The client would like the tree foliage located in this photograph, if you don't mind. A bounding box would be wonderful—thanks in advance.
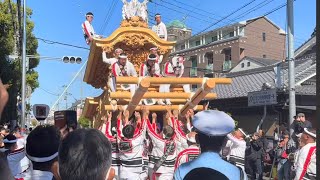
[0,0,39,124]
[78,116,90,128]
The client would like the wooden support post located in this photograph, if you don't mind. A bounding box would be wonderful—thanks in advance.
[126,78,150,116]
[110,92,217,99]
[180,79,216,116]
[104,105,204,111]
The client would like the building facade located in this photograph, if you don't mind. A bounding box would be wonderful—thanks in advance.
[168,16,286,80]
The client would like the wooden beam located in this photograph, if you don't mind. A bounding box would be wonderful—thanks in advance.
[104,105,204,111]
[115,77,232,85]
[110,92,217,99]
[126,78,150,116]
[180,79,216,116]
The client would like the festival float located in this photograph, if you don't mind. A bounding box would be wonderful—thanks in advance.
[81,0,232,128]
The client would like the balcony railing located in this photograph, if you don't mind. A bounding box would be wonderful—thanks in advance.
[189,67,197,77]
[222,60,232,71]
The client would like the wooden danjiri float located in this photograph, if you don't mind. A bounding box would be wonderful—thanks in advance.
[81,15,232,129]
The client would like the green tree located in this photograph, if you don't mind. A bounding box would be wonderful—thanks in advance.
[78,116,91,128]
[0,0,39,124]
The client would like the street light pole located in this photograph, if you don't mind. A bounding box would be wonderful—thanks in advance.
[21,0,27,127]
[287,0,296,136]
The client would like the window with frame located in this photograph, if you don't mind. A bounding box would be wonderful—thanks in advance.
[212,36,218,42]
[263,54,266,58]
[229,31,234,37]
[247,62,251,67]
[180,44,185,50]
[241,63,244,68]
[262,32,266,42]
[195,40,201,46]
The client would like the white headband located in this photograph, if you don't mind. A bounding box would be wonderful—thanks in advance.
[148,57,157,61]
[115,49,123,53]
[304,128,316,138]
[3,139,17,143]
[119,55,127,59]
[150,47,158,50]
[27,152,59,162]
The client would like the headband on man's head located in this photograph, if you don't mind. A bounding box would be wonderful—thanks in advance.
[86,12,94,17]
[304,128,316,138]
[155,13,161,17]
[115,48,123,53]
[26,152,58,163]
[119,53,127,59]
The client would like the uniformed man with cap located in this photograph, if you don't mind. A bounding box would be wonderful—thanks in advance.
[294,128,316,180]
[152,13,167,40]
[82,12,101,45]
[174,110,247,180]
[150,47,163,64]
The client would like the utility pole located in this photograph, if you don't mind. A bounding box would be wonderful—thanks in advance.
[287,0,296,136]
[21,0,27,127]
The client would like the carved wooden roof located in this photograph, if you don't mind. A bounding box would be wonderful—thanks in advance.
[83,16,176,89]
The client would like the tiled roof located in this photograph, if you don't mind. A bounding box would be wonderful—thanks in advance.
[244,57,280,66]
[212,55,316,99]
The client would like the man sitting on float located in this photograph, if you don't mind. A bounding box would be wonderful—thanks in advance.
[111,53,137,94]
[159,54,190,105]
[149,47,163,64]
[140,54,162,105]
[103,48,123,92]
[102,48,123,65]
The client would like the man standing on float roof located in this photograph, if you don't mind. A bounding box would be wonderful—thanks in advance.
[152,13,167,40]
[82,12,100,45]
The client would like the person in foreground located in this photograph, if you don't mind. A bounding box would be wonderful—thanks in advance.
[174,110,248,180]
[21,125,61,180]
[58,128,115,180]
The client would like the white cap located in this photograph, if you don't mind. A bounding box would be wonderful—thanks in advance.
[150,47,158,51]
[192,110,235,136]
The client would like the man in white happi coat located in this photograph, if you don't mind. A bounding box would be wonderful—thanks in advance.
[294,128,316,180]
[150,47,163,64]
[111,53,137,94]
[152,13,167,40]
[81,12,101,45]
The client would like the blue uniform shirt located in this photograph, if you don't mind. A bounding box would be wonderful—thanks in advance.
[174,152,243,180]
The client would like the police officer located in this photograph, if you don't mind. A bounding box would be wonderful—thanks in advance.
[174,110,248,180]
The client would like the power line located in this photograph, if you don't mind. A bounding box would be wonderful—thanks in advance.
[189,0,257,38]
[99,0,118,34]
[36,37,90,50]
[38,87,60,96]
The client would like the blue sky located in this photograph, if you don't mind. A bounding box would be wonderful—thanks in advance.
[28,0,315,109]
